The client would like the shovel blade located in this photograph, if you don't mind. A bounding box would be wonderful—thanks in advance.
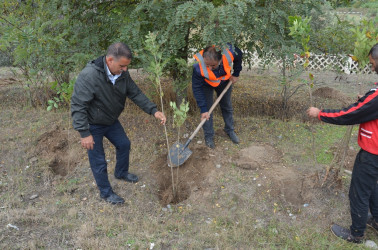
[168,142,192,167]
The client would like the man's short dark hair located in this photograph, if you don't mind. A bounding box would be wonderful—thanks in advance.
[106,42,133,60]
[368,43,378,60]
[203,46,222,62]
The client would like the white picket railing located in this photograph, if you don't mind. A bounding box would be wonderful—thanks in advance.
[247,51,374,75]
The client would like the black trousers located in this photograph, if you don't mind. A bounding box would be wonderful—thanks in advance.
[349,149,378,237]
[202,82,234,139]
[88,120,131,197]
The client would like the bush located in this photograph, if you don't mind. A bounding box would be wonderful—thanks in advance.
[0,50,12,67]
[353,0,378,9]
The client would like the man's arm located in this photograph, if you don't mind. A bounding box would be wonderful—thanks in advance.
[308,88,378,125]
[71,74,96,150]
[71,75,95,138]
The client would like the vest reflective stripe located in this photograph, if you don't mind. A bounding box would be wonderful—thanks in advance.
[223,48,233,67]
[194,52,210,79]
[194,48,234,87]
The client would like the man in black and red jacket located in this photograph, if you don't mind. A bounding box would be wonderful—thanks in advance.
[307,43,378,243]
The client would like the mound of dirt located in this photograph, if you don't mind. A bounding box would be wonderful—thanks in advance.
[313,87,351,104]
[232,144,281,170]
[33,126,81,176]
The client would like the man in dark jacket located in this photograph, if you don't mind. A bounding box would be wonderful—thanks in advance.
[307,43,378,243]
[192,44,242,149]
[71,42,166,204]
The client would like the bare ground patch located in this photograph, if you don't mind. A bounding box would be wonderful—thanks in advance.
[33,126,82,176]
[232,143,281,170]
[232,143,318,208]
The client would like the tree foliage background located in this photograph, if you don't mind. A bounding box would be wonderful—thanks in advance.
[0,0,376,108]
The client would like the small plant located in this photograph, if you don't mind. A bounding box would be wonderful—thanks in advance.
[47,97,61,111]
[170,98,189,187]
[170,99,189,135]
[47,79,75,111]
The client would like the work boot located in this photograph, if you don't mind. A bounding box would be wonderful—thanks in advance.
[227,131,240,144]
[331,224,364,244]
[205,137,215,149]
[367,214,378,233]
[101,192,125,205]
[115,172,139,183]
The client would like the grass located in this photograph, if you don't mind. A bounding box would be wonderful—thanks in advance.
[1,68,377,249]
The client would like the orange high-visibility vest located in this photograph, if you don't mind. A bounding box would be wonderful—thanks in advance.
[194,48,234,87]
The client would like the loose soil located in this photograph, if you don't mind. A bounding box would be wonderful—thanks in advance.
[33,126,81,176]
[313,86,352,105]
[1,67,377,248]
[151,144,214,205]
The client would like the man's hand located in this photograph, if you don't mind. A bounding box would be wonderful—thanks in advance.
[230,76,239,84]
[154,111,166,125]
[307,107,321,118]
[81,135,95,150]
[201,112,210,121]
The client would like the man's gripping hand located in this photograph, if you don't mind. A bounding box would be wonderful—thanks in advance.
[81,135,95,150]
[154,111,166,125]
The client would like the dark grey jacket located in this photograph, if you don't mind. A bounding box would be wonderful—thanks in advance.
[71,56,158,138]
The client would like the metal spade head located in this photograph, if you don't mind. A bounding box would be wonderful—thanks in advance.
[168,142,192,167]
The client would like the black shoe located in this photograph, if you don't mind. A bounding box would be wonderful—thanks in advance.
[101,192,125,204]
[205,137,215,149]
[331,224,364,244]
[367,213,378,233]
[227,131,240,144]
[115,173,139,183]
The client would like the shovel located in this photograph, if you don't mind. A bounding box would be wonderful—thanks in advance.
[168,80,233,167]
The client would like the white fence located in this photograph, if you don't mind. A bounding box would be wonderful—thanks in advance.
[248,51,374,75]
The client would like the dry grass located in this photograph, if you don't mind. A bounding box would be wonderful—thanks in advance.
[0,67,377,249]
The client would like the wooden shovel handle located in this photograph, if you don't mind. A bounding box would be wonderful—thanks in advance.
[188,80,233,141]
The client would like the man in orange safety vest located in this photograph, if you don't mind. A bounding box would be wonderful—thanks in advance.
[192,44,243,148]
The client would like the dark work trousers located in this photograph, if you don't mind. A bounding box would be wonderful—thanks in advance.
[349,149,378,237]
[202,81,234,139]
[88,120,131,197]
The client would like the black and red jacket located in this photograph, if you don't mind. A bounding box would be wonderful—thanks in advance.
[318,86,378,155]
